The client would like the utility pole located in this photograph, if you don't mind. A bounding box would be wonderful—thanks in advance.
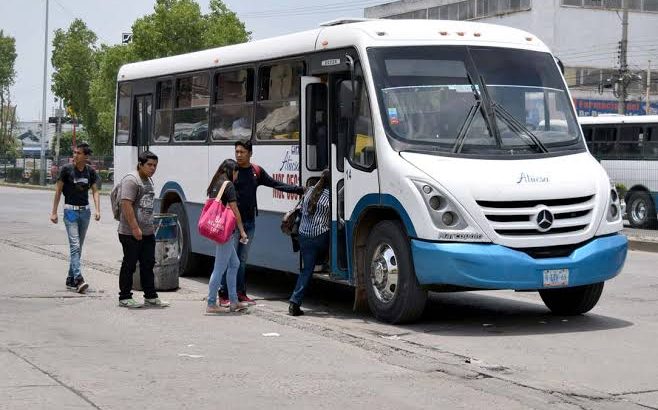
[39,0,49,185]
[55,98,63,167]
[617,1,629,115]
[647,60,652,115]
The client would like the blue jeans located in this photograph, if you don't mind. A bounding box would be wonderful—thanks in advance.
[63,209,91,281]
[290,231,330,306]
[220,219,255,295]
[208,234,240,306]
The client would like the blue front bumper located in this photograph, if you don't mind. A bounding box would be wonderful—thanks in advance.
[411,234,628,290]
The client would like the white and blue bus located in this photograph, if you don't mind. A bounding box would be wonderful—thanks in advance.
[115,19,627,323]
[579,115,658,229]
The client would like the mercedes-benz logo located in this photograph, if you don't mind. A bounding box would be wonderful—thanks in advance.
[536,209,554,232]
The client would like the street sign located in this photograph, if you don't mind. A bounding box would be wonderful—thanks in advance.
[122,33,133,44]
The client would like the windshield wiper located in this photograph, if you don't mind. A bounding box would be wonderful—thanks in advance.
[494,104,549,153]
[453,73,500,153]
[477,75,549,154]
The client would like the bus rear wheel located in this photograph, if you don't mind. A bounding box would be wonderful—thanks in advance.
[167,202,200,277]
[538,282,604,315]
[626,191,656,228]
[364,221,427,324]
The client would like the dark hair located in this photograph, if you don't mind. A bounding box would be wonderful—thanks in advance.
[76,142,92,156]
[234,139,252,153]
[137,150,158,169]
[308,169,330,215]
[207,159,239,197]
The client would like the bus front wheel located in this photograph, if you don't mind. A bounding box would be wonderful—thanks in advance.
[539,282,604,315]
[364,221,427,324]
[626,191,656,228]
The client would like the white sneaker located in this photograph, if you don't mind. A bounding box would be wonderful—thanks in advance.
[144,297,170,308]
[119,298,143,309]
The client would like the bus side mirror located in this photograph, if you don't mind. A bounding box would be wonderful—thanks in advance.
[339,81,354,119]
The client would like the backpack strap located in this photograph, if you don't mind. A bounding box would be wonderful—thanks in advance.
[251,164,261,182]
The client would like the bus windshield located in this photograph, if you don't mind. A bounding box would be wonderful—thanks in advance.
[369,46,584,157]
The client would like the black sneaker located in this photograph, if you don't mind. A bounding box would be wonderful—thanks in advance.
[66,277,76,291]
[288,302,304,316]
[75,277,89,294]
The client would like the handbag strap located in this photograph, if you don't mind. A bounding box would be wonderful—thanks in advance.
[215,180,230,203]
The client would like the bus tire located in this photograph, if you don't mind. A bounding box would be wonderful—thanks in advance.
[167,202,199,277]
[626,191,656,228]
[539,282,604,315]
[364,220,427,324]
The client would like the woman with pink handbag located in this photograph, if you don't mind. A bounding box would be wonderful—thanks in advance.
[203,159,249,314]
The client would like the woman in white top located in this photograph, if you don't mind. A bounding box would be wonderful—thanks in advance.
[289,169,331,316]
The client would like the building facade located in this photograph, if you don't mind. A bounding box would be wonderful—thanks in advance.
[364,0,658,115]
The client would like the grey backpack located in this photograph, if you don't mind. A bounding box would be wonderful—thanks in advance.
[110,174,141,221]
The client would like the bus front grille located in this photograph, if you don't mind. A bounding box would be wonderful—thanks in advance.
[476,195,595,237]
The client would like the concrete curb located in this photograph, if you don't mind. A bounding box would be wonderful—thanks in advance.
[0,181,111,195]
[627,238,658,253]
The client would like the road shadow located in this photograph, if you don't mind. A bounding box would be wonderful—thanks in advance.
[184,266,634,337]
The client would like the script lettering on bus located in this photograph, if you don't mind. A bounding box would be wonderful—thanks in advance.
[516,172,549,184]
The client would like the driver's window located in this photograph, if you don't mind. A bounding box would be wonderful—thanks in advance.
[350,76,375,168]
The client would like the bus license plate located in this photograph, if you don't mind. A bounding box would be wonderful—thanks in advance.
[543,269,569,287]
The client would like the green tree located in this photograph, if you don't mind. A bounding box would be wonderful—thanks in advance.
[0,30,18,156]
[132,0,250,60]
[51,20,99,149]
[52,130,87,158]
[202,0,251,48]
[89,44,137,155]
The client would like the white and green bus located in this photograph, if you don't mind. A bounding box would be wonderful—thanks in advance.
[115,19,627,323]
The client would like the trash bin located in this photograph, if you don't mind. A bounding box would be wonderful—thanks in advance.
[133,213,180,291]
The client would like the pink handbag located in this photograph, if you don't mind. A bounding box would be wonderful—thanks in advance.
[198,181,237,244]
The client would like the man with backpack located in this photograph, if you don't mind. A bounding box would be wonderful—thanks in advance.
[218,140,305,306]
[116,150,169,309]
[49,143,100,294]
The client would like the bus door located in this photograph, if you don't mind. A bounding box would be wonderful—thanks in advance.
[301,76,332,275]
[131,94,153,155]
[334,63,378,283]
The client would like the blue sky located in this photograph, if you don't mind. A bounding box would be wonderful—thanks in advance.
[0,0,382,120]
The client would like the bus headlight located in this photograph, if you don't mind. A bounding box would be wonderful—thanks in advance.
[607,187,622,222]
[413,180,467,230]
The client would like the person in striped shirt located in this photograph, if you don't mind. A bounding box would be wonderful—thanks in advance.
[289,169,331,316]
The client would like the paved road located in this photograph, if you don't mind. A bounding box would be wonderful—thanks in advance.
[1,186,657,409]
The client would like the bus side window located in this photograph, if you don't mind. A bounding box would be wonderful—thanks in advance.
[646,126,658,159]
[593,126,616,158]
[349,76,375,169]
[617,125,642,159]
[256,61,304,141]
[116,83,132,144]
[154,80,173,143]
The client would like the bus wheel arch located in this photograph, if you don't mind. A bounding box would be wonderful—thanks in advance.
[352,207,401,312]
[626,187,656,228]
[353,210,427,323]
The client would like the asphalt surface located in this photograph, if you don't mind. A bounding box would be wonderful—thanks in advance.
[1,185,658,409]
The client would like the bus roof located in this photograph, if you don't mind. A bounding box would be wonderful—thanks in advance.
[117,19,551,82]
[578,115,658,125]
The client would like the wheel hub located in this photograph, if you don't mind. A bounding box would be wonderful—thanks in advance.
[370,243,399,303]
